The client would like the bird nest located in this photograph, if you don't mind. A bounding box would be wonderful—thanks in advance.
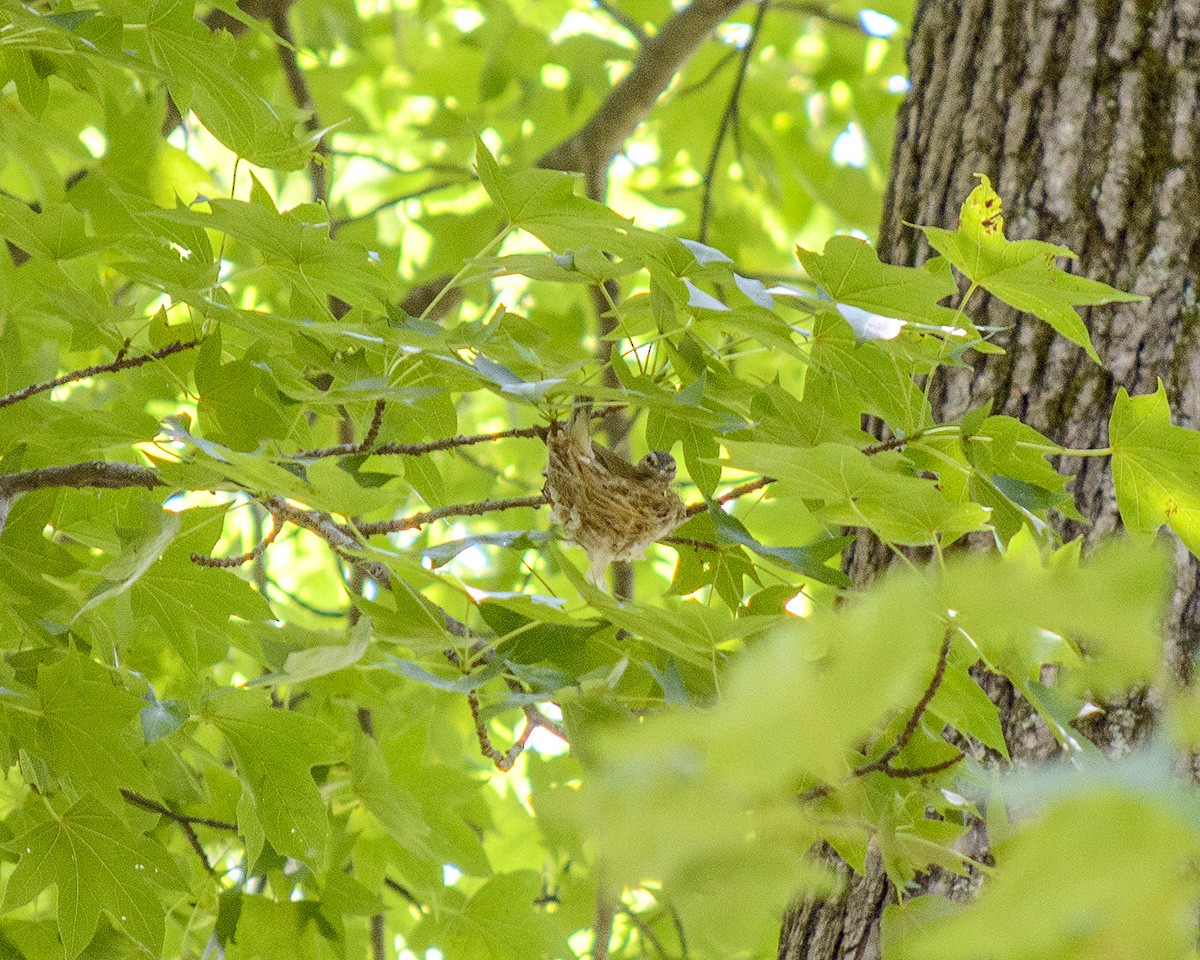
[543,415,687,585]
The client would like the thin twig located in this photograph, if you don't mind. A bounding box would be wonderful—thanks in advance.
[384,876,426,911]
[592,0,647,42]
[675,46,741,98]
[698,0,766,243]
[0,338,203,410]
[192,513,282,568]
[265,495,391,584]
[686,475,775,517]
[120,788,237,874]
[862,429,927,456]
[800,629,963,802]
[854,627,953,776]
[294,424,550,461]
[356,495,548,536]
[662,535,721,551]
[770,0,866,32]
[264,0,329,205]
[538,0,745,178]
[332,178,477,228]
[361,399,386,450]
[466,689,537,771]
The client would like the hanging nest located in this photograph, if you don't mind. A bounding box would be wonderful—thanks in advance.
[544,410,687,585]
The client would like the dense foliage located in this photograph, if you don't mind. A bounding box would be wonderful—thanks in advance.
[1,2,1198,959]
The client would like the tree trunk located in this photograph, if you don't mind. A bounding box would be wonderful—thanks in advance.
[779,1,1200,956]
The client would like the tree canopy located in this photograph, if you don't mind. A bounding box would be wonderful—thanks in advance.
[1,2,1199,959]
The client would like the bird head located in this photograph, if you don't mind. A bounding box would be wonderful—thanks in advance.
[637,450,677,482]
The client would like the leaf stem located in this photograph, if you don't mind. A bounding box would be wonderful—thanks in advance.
[416,230,508,324]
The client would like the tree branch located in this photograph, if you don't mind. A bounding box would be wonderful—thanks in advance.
[592,0,647,43]
[698,0,766,243]
[0,338,203,411]
[685,475,774,517]
[802,628,963,803]
[0,461,162,498]
[262,0,329,205]
[192,513,282,568]
[294,423,550,461]
[854,627,954,777]
[120,788,236,875]
[538,0,746,178]
[356,495,549,536]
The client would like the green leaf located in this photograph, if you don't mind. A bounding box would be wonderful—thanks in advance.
[2,796,184,960]
[144,0,313,169]
[1109,382,1200,557]
[408,870,570,959]
[707,508,851,587]
[796,235,963,330]
[208,692,340,866]
[73,509,181,624]
[940,534,1170,699]
[36,654,159,810]
[723,441,990,544]
[921,176,1143,362]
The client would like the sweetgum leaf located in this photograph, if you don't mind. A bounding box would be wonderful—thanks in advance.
[921,175,1143,362]
[1110,382,1200,557]
[208,692,340,866]
[2,796,184,960]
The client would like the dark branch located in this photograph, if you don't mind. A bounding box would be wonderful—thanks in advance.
[686,475,774,517]
[332,177,477,228]
[592,0,648,42]
[800,628,962,802]
[361,399,386,450]
[120,788,237,874]
[862,429,927,456]
[699,0,766,242]
[538,0,746,178]
[0,338,203,411]
[854,626,955,777]
[770,1,866,32]
[263,0,329,205]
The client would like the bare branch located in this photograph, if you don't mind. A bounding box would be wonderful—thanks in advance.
[264,495,391,584]
[294,424,550,461]
[592,0,648,43]
[262,0,329,205]
[361,399,386,450]
[770,0,865,32]
[332,177,477,228]
[192,513,282,568]
[357,495,549,536]
[0,461,162,498]
[854,627,953,777]
[466,688,537,771]
[800,629,963,802]
[0,338,203,411]
[862,429,927,456]
[120,787,237,875]
[685,475,774,517]
[538,0,746,177]
[662,535,721,551]
[699,0,766,242]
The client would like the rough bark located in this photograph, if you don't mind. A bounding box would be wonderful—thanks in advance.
[779,1,1200,956]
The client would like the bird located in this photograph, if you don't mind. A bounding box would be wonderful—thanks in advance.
[544,404,687,587]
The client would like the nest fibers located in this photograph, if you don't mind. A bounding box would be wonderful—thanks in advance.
[544,411,687,586]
